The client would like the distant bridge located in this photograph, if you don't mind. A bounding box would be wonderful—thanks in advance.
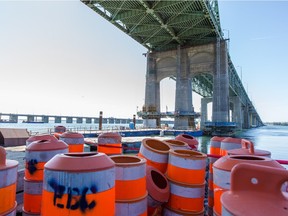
[82,0,263,132]
[0,112,143,124]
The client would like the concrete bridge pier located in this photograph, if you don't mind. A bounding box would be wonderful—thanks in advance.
[143,53,160,128]
[231,96,243,129]
[174,46,195,130]
[212,39,229,123]
[9,114,18,123]
[200,97,212,129]
[41,116,49,123]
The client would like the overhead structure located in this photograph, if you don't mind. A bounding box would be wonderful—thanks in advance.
[82,0,263,133]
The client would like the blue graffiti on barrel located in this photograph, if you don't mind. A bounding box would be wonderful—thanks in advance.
[27,159,38,174]
[48,179,97,213]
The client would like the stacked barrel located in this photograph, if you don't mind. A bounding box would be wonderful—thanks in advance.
[42,152,116,216]
[213,155,285,216]
[165,149,207,215]
[26,134,57,146]
[23,139,68,216]
[146,166,170,215]
[110,155,147,216]
[0,146,18,216]
[138,138,170,174]
[164,139,189,150]
[221,163,288,216]
[60,131,84,153]
[53,125,66,139]
[98,132,122,155]
[175,134,198,150]
[207,136,225,216]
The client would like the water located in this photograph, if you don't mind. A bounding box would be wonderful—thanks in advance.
[1,122,287,166]
[196,124,288,168]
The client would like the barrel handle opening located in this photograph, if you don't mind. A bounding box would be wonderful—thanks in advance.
[241,139,255,154]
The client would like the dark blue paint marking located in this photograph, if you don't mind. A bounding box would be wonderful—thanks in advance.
[48,179,97,213]
[27,159,38,174]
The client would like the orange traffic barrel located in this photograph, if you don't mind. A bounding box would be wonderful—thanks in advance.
[167,149,207,185]
[164,139,189,150]
[26,134,57,146]
[220,137,251,156]
[166,178,205,214]
[213,155,284,216]
[146,166,170,216]
[60,131,84,153]
[24,139,68,215]
[0,147,18,216]
[227,140,271,157]
[221,163,288,216]
[207,136,225,216]
[42,152,116,216]
[110,155,147,201]
[23,178,42,215]
[98,132,122,155]
[53,125,67,139]
[54,125,66,133]
[115,196,147,216]
[175,134,198,150]
[162,206,205,216]
[25,139,68,181]
[138,138,170,174]
[209,136,225,155]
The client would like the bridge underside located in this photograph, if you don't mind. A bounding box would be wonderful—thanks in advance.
[82,0,221,51]
[82,0,263,132]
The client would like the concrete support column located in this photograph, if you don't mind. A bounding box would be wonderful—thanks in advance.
[231,96,243,129]
[9,115,18,122]
[27,116,34,122]
[212,39,229,123]
[174,46,194,129]
[42,116,49,123]
[200,97,212,129]
[143,53,160,128]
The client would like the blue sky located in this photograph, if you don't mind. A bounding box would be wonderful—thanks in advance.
[0,1,287,122]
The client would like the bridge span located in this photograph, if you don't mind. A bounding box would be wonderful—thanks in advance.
[81,0,263,133]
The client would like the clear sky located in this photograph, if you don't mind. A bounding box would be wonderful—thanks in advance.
[0,0,287,122]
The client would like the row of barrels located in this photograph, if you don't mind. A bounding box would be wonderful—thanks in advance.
[1,129,202,216]
[2,128,287,216]
[207,136,288,216]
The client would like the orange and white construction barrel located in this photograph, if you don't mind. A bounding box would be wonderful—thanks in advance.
[175,134,198,150]
[60,131,84,153]
[167,149,207,185]
[97,132,122,155]
[25,139,68,181]
[42,152,116,216]
[162,206,205,216]
[53,125,66,139]
[166,179,205,214]
[221,163,288,216]
[22,178,42,216]
[209,136,225,155]
[146,165,170,216]
[116,196,147,216]
[110,155,147,201]
[213,155,284,216]
[207,136,225,216]
[220,137,251,156]
[23,139,68,215]
[26,134,57,146]
[227,140,271,157]
[0,146,18,216]
[164,139,189,150]
[138,138,170,174]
